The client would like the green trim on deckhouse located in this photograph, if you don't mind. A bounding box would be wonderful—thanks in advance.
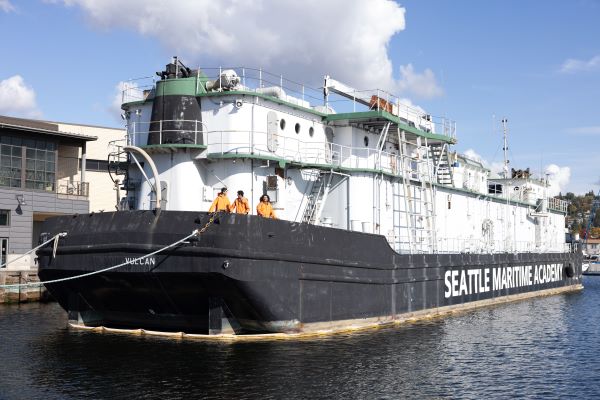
[122,80,456,144]
[206,151,565,214]
[325,110,456,144]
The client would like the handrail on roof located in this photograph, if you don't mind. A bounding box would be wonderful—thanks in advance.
[120,66,457,141]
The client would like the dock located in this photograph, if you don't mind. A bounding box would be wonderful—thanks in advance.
[0,269,48,304]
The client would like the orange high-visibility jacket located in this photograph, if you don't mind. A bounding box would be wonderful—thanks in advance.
[209,194,231,212]
[256,202,276,219]
[231,197,250,214]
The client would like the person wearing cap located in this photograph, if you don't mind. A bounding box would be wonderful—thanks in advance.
[208,187,231,212]
[230,190,250,214]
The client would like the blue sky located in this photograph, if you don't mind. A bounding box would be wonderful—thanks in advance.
[0,0,598,194]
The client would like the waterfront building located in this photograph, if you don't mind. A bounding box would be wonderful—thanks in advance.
[0,115,124,270]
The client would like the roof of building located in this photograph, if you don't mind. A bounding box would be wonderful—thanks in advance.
[0,115,98,141]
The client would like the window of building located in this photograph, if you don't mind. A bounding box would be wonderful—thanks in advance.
[0,210,9,226]
[25,142,56,191]
[488,184,503,195]
[0,135,56,191]
[80,159,109,172]
[0,142,22,188]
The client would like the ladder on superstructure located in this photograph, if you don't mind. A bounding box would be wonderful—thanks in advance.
[429,143,454,186]
[392,129,437,253]
[301,171,333,224]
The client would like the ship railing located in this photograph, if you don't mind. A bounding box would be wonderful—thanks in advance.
[200,67,457,141]
[206,129,432,181]
[201,67,325,110]
[56,180,89,197]
[121,76,156,104]
[390,235,571,254]
[547,197,569,213]
[326,87,456,140]
[126,120,208,147]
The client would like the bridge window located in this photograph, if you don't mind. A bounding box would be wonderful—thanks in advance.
[280,119,286,131]
[364,136,369,147]
[488,184,503,195]
[295,123,300,134]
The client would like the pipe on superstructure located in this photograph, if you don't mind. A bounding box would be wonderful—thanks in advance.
[123,145,162,210]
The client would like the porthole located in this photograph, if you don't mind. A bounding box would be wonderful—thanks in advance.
[295,123,301,134]
[280,119,286,130]
[309,127,314,137]
[364,136,369,147]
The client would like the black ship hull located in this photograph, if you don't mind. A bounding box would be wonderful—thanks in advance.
[37,211,583,334]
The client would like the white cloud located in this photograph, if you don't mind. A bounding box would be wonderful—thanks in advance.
[0,75,42,118]
[0,0,15,12]
[462,148,505,178]
[52,0,443,96]
[109,81,138,121]
[545,164,571,196]
[565,126,600,135]
[560,55,600,73]
[396,64,443,99]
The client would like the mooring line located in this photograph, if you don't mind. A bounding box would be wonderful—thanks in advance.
[0,232,67,269]
[0,212,219,289]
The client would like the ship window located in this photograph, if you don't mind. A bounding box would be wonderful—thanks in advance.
[280,119,286,131]
[488,184,503,195]
[309,127,314,137]
[364,136,369,147]
[295,123,300,134]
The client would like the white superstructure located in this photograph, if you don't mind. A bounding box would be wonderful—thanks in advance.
[117,63,569,255]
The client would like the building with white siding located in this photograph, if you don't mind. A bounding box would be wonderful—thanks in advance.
[0,116,124,270]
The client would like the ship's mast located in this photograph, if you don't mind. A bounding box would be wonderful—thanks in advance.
[502,118,509,179]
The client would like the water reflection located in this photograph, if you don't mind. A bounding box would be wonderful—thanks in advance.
[0,279,597,399]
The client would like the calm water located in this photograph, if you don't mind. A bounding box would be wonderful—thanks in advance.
[1,278,600,399]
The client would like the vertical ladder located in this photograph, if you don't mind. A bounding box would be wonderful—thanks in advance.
[301,171,333,224]
[429,143,454,186]
[422,138,437,252]
[397,128,414,252]
[393,129,438,253]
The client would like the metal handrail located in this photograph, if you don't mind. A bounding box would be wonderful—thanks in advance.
[56,180,89,197]
[120,66,457,141]
[387,234,571,254]
[203,129,430,180]
[127,120,208,146]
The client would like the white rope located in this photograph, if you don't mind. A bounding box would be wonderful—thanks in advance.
[0,229,200,289]
[0,232,67,269]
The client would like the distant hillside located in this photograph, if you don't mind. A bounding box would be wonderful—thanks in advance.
[557,191,600,237]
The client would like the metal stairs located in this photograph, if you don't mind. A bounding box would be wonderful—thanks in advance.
[429,143,454,186]
[301,172,333,224]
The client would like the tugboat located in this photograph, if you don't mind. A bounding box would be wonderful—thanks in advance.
[37,58,582,335]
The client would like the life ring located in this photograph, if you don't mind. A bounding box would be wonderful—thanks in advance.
[564,263,575,278]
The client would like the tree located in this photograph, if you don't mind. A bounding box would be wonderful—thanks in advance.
[590,227,600,239]
[571,221,581,234]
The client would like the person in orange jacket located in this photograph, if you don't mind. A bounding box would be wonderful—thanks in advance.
[209,187,231,212]
[257,194,277,219]
[230,190,250,214]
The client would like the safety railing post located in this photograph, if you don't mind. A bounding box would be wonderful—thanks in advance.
[159,120,163,144]
[195,120,198,144]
